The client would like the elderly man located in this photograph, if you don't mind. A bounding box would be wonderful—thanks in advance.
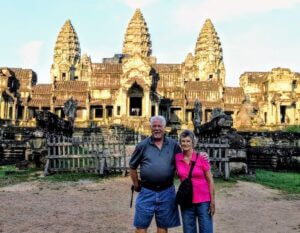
[129,115,181,233]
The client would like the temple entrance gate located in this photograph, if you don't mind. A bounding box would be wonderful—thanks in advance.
[128,82,143,116]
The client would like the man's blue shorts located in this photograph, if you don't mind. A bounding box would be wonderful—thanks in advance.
[134,185,181,229]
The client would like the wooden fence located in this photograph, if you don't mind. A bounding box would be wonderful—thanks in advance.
[44,135,245,179]
[44,135,127,175]
[196,138,242,179]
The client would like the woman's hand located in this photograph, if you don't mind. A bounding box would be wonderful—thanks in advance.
[208,201,215,216]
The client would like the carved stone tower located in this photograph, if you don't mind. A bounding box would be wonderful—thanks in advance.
[122,9,152,58]
[194,19,225,85]
[51,20,81,82]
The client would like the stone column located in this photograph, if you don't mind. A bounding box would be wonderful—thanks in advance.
[0,100,4,119]
[276,103,281,124]
[86,103,90,121]
[126,95,129,117]
[167,105,171,123]
[265,102,272,125]
[113,104,117,117]
[12,100,17,122]
[103,104,107,123]
[292,103,296,125]
[23,106,28,120]
[5,102,9,118]
[50,98,55,113]
[145,90,150,117]
[202,107,206,123]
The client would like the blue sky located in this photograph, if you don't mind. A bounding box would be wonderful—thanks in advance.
[0,0,300,87]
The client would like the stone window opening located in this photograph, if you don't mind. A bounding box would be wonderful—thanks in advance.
[205,109,212,122]
[151,105,156,116]
[17,106,24,120]
[208,74,213,80]
[94,107,103,118]
[280,106,286,123]
[28,107,38,119]
[62,72,66,80]
[117,106,121,115]
[264,112,267,124]
[128,82,143,116]
[292,80,297,91]
[106,106,113,118]
[42,107,50,112]
[55,108,65,118]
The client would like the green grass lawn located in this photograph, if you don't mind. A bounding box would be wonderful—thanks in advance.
[0,165,120,187]
[0,165,40,187]
[237,169,300,194]
[1,165,299,195]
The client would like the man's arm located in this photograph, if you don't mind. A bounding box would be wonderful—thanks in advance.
[129,144,143,192]
[130,168,141,192]
[200,151,209,161]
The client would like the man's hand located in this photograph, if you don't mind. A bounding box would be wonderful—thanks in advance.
[130,168,141,192]
[200,152,209,161]
[133,180,141,192]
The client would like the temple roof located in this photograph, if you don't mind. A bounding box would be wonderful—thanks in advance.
[223,87,245,105]
[92,63,122,73]
[224,87,244,97]
[185,100,223,108]
[240,72,268,84]
[54,19,81,64]
[152,64,181,73]
[194,19,223,65]
[28,99,51,107]
[32,84,52,94]
[185,81,221,91]
[122,9,152,57]
[0,67,37,91]
[54,81,88,92]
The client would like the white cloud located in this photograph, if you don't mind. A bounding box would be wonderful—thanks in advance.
[173,0,300,31]
[118,0,159,9]
[20,40,43,68]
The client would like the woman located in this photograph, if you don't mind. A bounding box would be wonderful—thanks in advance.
[175,130,215,233]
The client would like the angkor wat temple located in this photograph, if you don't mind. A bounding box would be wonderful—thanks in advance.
[0,9,299,134]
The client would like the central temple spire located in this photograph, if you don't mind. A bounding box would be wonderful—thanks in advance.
[51,20,81,82]
[54,19,81,64]
[122,9,152,58]
[194,19,225,85]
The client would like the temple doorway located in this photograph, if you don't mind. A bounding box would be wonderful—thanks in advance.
[128,82,143,116]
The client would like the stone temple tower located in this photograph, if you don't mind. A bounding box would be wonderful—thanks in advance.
[122,9,152,58]
[194,19,225,85]
[51,19,81,82]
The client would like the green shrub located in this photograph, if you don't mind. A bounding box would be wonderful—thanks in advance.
[284,125,300,133]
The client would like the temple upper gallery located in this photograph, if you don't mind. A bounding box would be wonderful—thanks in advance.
[0,9,299,133]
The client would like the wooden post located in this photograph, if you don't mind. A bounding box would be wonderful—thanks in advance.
[224,149,230,180]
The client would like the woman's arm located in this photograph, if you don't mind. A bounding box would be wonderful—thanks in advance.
[204,170,215,216]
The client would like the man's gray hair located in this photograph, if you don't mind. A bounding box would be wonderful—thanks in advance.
[150,115,166,127]
[179,129,196,145]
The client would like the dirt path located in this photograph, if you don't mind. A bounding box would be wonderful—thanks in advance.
[0,177,299,233]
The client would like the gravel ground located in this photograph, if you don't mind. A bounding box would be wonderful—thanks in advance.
[0,176,299,233]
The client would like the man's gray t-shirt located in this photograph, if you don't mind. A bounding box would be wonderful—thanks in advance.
[129,136,181,185]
